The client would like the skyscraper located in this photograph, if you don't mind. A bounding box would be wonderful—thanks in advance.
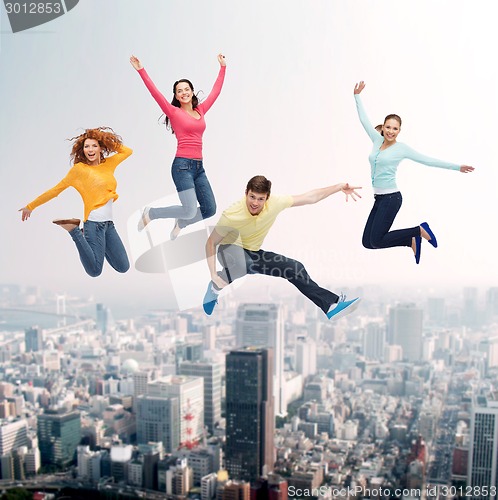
[132,369,156,413]
[468,393,498,498]
[37,409,81,467]
[179,361,222,433]
[225,347,275,483]
[25,326,43,352]
[388,303,423,362]
[295,337,317,379]
[235,303,285,415]
[363,322,386,361]
[147,375,204,448]
[136,395,180,453]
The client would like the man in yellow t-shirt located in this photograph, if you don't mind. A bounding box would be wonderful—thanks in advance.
[203,175,362,320]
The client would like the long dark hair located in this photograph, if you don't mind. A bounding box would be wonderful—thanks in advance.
[161,79,199,134]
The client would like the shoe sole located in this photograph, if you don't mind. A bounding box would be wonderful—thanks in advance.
[53,218,80,226]
[328,298,361,320]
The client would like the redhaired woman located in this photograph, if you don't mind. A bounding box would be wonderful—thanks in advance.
[130,53,226,240]
[19,127,132,277]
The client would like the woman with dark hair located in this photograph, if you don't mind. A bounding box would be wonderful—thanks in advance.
[354,81,474,264]
[130,53,226,240]
[19,127,132,277]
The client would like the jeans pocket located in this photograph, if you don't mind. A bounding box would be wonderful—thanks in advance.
[173,158,190,170]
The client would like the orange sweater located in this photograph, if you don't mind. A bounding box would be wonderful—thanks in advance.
[26,145,133,222]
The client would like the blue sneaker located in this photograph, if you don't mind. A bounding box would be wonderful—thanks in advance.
[203,282,219,315]
[326,296,361,320]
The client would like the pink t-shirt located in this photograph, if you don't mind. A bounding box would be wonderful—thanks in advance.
[138,66,226,159]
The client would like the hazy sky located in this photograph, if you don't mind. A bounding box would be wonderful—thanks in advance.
[1,1,497,313]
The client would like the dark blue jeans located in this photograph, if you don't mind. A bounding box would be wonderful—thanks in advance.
[69,221,130,277]
[216,244,339,314]
[149,157,216,229]
[362,191,420,249]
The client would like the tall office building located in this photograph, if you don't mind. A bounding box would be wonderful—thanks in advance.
[388,303,423,362]
[37,409,81,466]
[468,394,498,498]
[225,347,275,483]
[235,303,285,415]
[136,395,179,453]
[96,303,112,334]
[363,322,386,361]
[176,342,203,366]
[25,326,43,352]
[132,369,156,412]
[0,419,29,456]
[148,375,204,447]
[295,337,317,379]
[179,361,222,433]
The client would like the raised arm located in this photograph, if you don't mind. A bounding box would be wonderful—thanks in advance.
[110,144,133,164]
[402,145,473,172]
[205,228,228,289]
[291,183,362,207]
[130,55,175,116]
[354,81,380,142]
[198,54,227,114]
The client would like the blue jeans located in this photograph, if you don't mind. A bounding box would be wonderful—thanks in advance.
[362,192,420,249]
[216,244,340,314]
[69,221,130,277]
[149,157,216,229]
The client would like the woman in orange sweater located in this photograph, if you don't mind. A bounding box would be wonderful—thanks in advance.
[19,127,133,277]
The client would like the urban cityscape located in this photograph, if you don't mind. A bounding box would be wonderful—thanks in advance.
[1,280,498,499]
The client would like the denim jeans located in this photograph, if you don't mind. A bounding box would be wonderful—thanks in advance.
[216,244,339,314]
[362,192,420,249]
[149,157,216,229]
[69,221,130,277]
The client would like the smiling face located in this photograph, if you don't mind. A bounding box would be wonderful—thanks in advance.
[83,138,102,165]
[245,190,269,216]
[382,116,401,144]
[174,81,193,106]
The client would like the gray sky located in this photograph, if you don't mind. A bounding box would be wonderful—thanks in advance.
[1,1,496,312]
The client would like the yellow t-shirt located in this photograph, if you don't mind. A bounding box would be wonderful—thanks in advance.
[215,194,294,251]
[26,145,133,222]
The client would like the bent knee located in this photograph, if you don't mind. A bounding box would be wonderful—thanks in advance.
[183,206,198,220]
[86,268,103,278]
[118,262,130,274]
[204,204,216,219]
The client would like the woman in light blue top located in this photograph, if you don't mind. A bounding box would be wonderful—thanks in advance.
[354,81,474,264]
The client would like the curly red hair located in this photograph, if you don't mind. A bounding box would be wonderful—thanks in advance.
[68,127,123,165]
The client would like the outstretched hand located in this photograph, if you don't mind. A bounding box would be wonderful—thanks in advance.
[19,207,32,221]
[130,55,143,71]
[460,165,474,173]
[341,184,362,202]
[217,53,226,67]
[354,81,365,94]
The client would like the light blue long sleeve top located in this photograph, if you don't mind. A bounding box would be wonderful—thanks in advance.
[354,94,460,192]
